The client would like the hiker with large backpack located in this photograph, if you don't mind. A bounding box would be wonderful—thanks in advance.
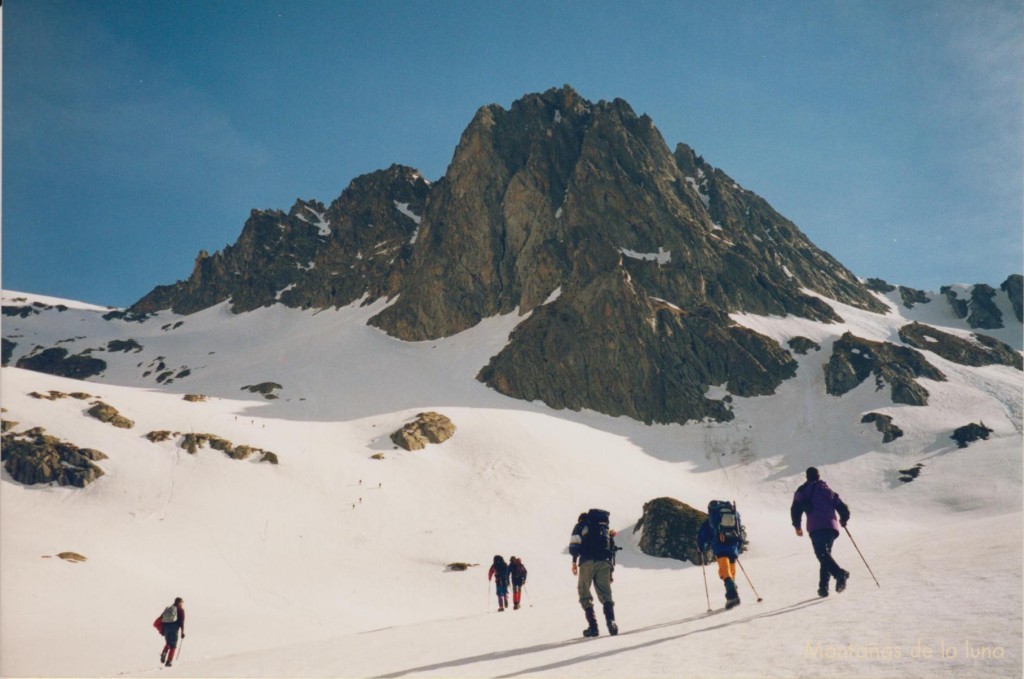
[697,500,744,609]
[569,509,620,637]
[508,556,528,610]
[791,467,852,597]
[153,597,185,667]
[488,555,511,612]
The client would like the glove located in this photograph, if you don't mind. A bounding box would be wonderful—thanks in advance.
[840,520,847,528]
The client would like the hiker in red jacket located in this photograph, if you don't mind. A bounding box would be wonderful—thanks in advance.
[157,597,185,667]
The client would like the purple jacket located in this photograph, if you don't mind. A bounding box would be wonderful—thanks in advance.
[791,480,850,534]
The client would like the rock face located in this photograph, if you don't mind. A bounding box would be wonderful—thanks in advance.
[131,165,430,315]
[825,333,946,406]
[1,428,107,487]
[1001,274,1023,323]
[390,412,456,451]
[898,323,1022,370]
[368,89,885,423]
[941,283,1007,330]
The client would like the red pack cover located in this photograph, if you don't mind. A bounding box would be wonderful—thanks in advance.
[154,616,164,634]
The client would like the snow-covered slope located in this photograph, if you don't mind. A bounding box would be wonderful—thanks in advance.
[1,288,1021,677]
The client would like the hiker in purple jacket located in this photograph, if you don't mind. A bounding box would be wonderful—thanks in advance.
[791,467,851,597]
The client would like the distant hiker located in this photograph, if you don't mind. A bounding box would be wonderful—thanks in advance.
[569,509,619,637]
[509,556,528,610]
[698,500,744,609]
[488,555,511,611]
[155,597,185,667]
[791,467,851,597]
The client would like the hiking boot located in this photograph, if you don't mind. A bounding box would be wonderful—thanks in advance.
[726,595,741,610]
[583,606,600,637]
[836,570,850,593]
[603,602,619,636]
[513,602,520,610]
[817,586,829,598]
[160,649,168,664]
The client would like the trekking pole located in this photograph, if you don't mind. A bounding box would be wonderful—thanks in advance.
[699,552,712,612]
[524,586,533,608]
[844,526,881,588]
[735,558,763,602]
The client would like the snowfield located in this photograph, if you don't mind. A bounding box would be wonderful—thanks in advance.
[1,287,1021,678]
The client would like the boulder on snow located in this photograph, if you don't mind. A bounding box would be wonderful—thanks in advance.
[390,412,456,451]
[87,402,135,429]
[1,429,107,487]
[951,422,993,449]
[861,413,904,443]
[634,497,746,565]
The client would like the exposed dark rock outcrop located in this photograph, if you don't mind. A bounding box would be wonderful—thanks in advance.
[941,284,1007,330]
[899,464,924,483]
[788,337,821,355]
[130,165,430,315]
[2,338,15,366]
[152,431,279,463]
[2,429,107,487]
[825,333,946,405]
[898,286,930,309]
[860,413,904,443]
[864,278,895,293]
[242,382,283,399]
[15,347,106,379]
[951,422,993,448]
[1001,274,1023,323]
[966,284,1003,329]
[898,322,1022,370]
[107,339,143,353]
[390,412,456,451]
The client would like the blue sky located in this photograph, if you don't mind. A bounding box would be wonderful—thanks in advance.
[4,0,1022,307]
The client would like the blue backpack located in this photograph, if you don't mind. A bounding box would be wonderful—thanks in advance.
[708,500,742,545]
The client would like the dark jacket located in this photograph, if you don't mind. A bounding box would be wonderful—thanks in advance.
[791,479,850,534]
[488,561,510,585]
[569,519,616,563]
[509,559,527,586]
[697,519,740,559]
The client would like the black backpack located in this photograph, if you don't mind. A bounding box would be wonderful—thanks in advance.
[708,500,742,545]
[580,508,614,559]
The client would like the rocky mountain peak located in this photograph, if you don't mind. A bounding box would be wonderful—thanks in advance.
[128,87,918,424]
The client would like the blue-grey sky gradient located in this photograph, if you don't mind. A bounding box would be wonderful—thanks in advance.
[4,0,1022,307]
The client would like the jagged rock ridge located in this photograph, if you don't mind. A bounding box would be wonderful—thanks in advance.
[126,86,1015,425]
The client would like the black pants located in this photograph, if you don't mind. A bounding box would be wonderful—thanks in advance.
[810,529,843,587]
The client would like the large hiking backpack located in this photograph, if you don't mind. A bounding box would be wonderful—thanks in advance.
[708,500,742,545]
[160,605,178,624]
[580,508,614,559]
